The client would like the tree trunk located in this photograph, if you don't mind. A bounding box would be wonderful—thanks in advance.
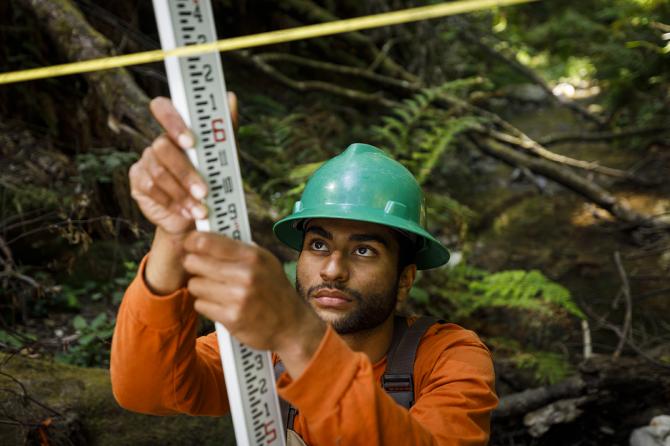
[16,0,160,150]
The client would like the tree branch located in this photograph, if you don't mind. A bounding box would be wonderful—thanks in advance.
[276,0,418,83]
[470,136,661,228]
[486,129,647,184]
[254,52,419,92]
[236,51,399,108]
[539,126,670,147]
[612,251,632,359]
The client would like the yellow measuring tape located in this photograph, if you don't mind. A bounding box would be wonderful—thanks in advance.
[0,0,537,85]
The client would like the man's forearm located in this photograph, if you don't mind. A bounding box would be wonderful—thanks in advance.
[144,227,190,295]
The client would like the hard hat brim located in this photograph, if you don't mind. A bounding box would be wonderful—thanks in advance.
[273,205,450,270]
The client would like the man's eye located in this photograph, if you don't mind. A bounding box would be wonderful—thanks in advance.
[355,247,375,257]
[310,240,328,251]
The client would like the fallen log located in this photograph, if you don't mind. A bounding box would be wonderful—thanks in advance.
[495,376,585,419]
[492,355,670,445]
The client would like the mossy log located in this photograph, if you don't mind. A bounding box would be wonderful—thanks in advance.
[0,353,236,445]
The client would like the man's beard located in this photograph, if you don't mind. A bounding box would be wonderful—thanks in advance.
[296,277,399,335]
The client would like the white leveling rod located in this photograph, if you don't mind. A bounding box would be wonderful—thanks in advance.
[152,1,285,445]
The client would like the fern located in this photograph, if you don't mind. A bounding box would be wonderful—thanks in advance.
[469,270,586,319]
[414,117,476,185]
[413,264,584,321]
[468,270,585,319]
[372,79,483,185]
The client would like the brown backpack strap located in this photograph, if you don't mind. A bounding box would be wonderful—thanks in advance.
[382,316,441,408]
[386,315,409,361]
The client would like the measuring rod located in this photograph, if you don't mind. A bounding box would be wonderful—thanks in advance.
[153,1,285,445]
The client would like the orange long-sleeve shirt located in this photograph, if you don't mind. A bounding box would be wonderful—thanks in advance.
[111,256,498,445]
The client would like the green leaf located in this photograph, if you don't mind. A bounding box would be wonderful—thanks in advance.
[98,328,115,339]
[91,292,103,301]
[79,333,96,345]
[73,315,87,331]
[90,313,108,330]
[0,330,23,348]
[66,292,80,309]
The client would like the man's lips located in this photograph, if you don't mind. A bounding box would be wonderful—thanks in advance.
[313,289,352,301]
[312,289,353,309]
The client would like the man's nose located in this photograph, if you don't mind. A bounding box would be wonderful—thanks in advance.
[320,251,349,283]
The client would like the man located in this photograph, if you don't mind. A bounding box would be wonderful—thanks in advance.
[111,94,497,445]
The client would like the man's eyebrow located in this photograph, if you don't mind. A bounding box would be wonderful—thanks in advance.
[349,233,389,247]
[305,225,332,240]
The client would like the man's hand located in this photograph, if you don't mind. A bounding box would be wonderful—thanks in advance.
[128,93,238,294]
[131,98,203,234]
[183,231,326,377]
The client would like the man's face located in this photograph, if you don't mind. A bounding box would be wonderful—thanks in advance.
[296,218,406,334]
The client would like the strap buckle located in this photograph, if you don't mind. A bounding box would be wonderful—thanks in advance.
[382,373,413,393]
[382,373,414,407]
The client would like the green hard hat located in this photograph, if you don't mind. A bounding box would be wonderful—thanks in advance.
[272,143,450,270]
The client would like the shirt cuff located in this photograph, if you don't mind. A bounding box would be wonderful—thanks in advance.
[122,254,195,330]
[276,325,364,420]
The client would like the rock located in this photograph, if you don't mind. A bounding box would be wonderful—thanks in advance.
[630,415,670,446]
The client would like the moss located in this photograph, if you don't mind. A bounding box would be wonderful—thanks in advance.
[0,353,235,445]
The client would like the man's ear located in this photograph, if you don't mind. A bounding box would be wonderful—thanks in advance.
[396,264,417,305]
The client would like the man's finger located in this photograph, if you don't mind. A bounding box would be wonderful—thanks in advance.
[192,295,238,327]
[150,96,195,149]
[187,277,243,305]
[183,231,254,260]
[129,162,171,208]
[151,135,208,201]
[228,92,238,132]
[183,253,251,282]
[143,145,206,218]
